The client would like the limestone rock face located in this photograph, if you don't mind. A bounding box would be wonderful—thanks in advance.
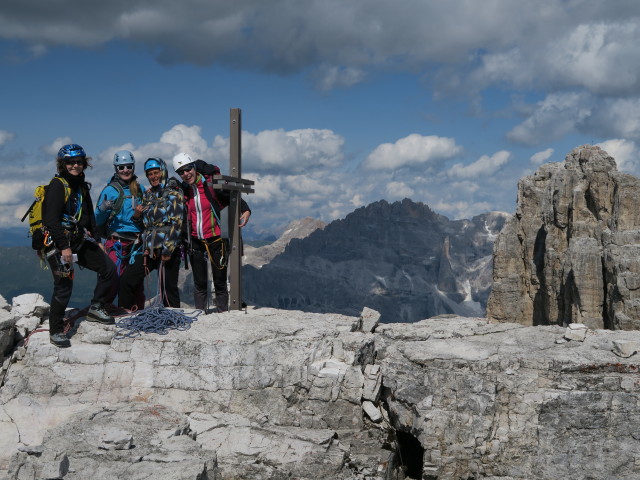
[375,316,640,480]
[3,308,640,479]
[1,308,389,479]
[487,145,640,329]
[243,199,507,323]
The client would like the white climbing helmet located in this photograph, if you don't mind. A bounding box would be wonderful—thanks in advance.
[173,152,194,171]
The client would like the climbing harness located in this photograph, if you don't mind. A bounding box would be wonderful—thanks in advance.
[113,261,201,339]
[202,236,227,269]
[109,237,143,275]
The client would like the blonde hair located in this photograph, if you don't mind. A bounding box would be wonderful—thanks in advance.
[129,178,142,199]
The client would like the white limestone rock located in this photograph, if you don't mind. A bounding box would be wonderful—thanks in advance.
[362,400,382,423]
[11,293,49,318]
[0,294,10,312]
[358,307,381,333]
[14,315,40,342]
[612,340,640,358]
[0,309,18,356]
[362,364,382,403]
[564,323,589,342]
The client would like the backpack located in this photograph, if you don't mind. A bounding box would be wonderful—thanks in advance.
[21,176,72,250]
[105,180,126,226]
[97,179,143,237]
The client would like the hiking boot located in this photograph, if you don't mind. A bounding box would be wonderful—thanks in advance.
[86,303,115,325]
[50,333,71,348]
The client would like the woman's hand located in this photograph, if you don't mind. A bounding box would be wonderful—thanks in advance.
[132,204,146,219]
[239,211,251,228]
[60,248,73,264]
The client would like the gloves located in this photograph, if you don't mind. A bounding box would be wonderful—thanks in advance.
[98,199,114,212]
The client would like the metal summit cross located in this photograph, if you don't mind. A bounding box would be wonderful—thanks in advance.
[211,108,255,310]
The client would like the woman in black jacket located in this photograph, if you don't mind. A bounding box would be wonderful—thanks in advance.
[42,144,116,348]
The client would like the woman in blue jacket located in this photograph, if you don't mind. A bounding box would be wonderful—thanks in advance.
[94,150,146,309]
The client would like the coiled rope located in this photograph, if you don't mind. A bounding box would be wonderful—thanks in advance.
[114,261,202,339]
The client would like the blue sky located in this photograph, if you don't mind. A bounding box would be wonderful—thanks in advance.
[2,1,640,238]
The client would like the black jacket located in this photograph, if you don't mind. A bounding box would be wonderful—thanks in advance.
[42,171,97,251]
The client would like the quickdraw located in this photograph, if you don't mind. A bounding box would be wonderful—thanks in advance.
[202,237,227,269]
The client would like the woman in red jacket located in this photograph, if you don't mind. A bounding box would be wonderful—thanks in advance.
[173,152,251,312]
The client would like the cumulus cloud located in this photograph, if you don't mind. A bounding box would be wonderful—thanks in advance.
[447,151,511,179]
[42,137,72,156]
[363,134,462,171]
[212,128,345,174]
[597,139,638,174]
[530,148,554,165]
[3,1,639,97]
[0,131,15,146]
[507,92,593,146]
[0,121,514,232]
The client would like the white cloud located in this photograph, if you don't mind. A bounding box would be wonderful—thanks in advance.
[160,125,210,159]
[0,122,516,234]
[507,92,592,146]
[0,131,15,146]
[214,128,345,174]
[596,139,638,174]
[363,134,462,171]
[43,137,73,156]
[4,1,638,96]
[447,151,511,179]
[385,181,414,200]
[530,148,554,165]
[312,64,366,91]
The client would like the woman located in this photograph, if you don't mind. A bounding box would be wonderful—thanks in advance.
[118,158,185,309]
[95,150,146,309]
[42,144,116,348]
[173,152,251,312]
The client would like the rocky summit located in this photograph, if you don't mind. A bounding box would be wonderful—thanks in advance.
[3,294,640,479]
[243,199,508,323]
[488,144,640,330]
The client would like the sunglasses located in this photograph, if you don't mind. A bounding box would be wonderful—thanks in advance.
[117,164,134,171]
[177,164,194,175]
[65,159,86,166]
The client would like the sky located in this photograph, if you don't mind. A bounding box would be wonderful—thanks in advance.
[2,1,640,239]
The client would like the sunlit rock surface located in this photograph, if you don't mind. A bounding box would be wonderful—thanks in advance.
[488,145,640,330]
[2,297,640,479]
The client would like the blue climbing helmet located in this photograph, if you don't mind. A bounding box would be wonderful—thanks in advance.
[113,150,135,173]
[57,144,86,160]
[144,157,168,188]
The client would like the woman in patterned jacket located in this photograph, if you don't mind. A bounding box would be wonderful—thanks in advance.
[118,158,185,309]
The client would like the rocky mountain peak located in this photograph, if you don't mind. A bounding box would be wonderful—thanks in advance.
[564,144,617,174]
[243,217,326,269]
[244,198,508,322]
[487,144,640,329]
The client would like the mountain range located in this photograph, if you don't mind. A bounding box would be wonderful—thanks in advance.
[242,198,508,323]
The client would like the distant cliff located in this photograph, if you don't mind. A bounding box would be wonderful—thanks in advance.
[488,145,640,329]
[243,198,508,323]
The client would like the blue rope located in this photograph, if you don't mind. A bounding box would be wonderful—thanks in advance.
[113,261,202,339]
[114,306,201,339]
[111,240,124,274]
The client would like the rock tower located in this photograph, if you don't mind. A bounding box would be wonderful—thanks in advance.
[487,145,640,329]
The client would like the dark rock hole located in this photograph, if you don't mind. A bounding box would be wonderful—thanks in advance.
[395,430,424,479]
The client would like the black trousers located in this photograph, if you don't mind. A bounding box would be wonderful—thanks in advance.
[118,249,182,309]
[47,240,115,335]
[189,236,228,312]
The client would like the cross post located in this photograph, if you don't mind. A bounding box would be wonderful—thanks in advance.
[210,108,254,310]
